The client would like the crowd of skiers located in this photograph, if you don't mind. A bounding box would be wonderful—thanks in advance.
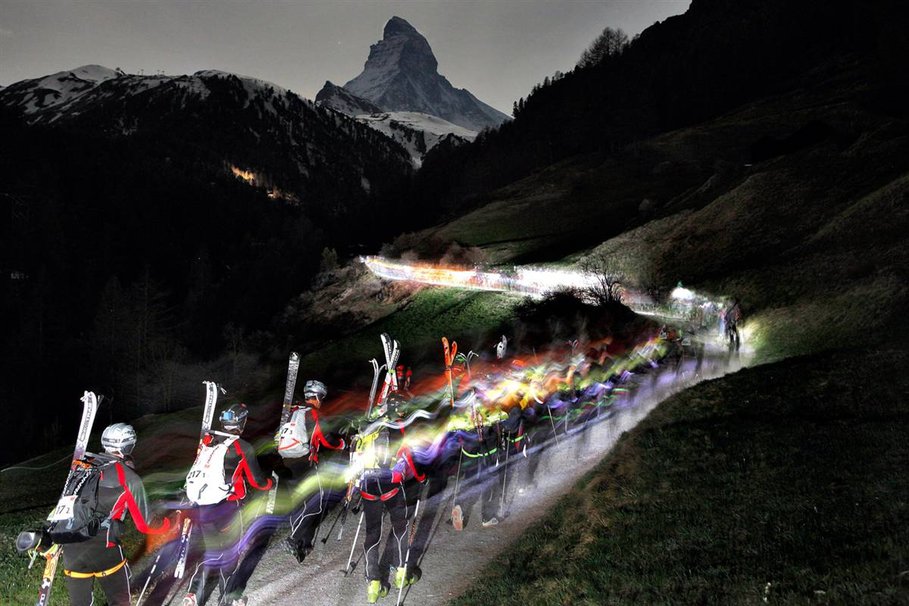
[17,306,743,606]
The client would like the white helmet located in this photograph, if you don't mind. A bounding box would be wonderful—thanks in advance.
[101,423,137,456]
[303,380,327,401]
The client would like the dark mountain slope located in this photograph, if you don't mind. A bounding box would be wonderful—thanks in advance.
[410,0,902,223]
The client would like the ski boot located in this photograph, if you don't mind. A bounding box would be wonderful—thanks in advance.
[230,598,248,606]
[181,594,197,606]
[366,580,388,603]
[393,566,421,589]
[283,537,311,564]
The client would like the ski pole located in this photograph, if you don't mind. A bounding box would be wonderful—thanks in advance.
[319,502,346,544]
[547,407,561,446]
[336,505,349,542]
[499,433,511,517]
[337,491,361,541]
[344,511,364,576]
[135,548,164,606]
[452,447,463,508]
[396,497,423,606]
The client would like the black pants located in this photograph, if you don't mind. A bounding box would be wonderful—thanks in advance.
[187,500,242,605]
[288,465,343,548]
[361,489,408,582]
[63,538,130,606]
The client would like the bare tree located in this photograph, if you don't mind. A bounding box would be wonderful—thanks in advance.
[580,253,625,305]
[578,27,629,69]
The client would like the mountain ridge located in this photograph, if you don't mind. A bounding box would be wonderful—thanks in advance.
[322,16,509,133]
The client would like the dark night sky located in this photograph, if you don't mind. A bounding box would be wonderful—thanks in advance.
[0,0,690,114]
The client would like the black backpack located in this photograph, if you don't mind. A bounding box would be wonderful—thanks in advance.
[46,455,116,544]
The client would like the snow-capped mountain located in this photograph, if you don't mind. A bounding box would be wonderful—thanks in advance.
[1,65,412,207]
[318,16,509,134]
[317,81,473,164]
[2,64,121,116]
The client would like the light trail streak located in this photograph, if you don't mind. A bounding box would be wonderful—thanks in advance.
[362,255,600,298]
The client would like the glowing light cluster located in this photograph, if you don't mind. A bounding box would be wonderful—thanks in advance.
[362,255,602,298]
[231,166,257,185]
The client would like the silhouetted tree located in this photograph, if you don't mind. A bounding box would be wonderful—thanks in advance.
[581,253,625,305]
[578,27,629,68]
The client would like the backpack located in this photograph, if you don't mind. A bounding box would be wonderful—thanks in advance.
[277,407,310,459]
[46,455,116,544]
[185,435,238,506]
[356,426,392,475]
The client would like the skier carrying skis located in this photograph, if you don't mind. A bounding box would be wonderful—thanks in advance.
[282,379,347,563]
[723,297,743,351]
[395,364,413,394]
[183,403,273,606]
[59,423,170,606]
[348,392,425,603]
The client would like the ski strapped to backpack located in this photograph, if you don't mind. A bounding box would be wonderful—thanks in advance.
[366,358,385,421]
[275,351,301,443]
[269,352,301,511]
[442,337,458,407]
[35,391,99,606]
[174,380,219,579]
[200,380,220,445]
[377,333,400,406]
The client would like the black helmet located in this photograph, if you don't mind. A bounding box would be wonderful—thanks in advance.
[385,391,407,416]
[220,403,249,434]
[378,392,407,418]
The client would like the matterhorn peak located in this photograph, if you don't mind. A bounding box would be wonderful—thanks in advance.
[335,16,508,132]
[384,16,420,38]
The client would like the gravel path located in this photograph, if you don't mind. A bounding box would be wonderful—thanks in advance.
[233,350,747,606]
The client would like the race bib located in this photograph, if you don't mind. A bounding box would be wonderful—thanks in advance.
[48,495,77,522]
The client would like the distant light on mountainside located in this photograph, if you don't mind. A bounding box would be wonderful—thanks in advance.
[230,165,299,202]
[231,166,257,185]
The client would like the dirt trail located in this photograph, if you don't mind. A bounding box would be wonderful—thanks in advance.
[232,349,747,606]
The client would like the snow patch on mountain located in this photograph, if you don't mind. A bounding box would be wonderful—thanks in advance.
[355,111,474,165]
[10,64,121,114]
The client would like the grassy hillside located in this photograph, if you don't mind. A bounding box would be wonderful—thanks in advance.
[454,347,909,605]
[415,49,909,606]
[414,60,909,365]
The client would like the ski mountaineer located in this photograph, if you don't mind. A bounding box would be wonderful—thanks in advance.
[348,392,425,603]
[182,403,273,606]
[61,423,171,606]
[723,297,743,351]
[281,379,347,563]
